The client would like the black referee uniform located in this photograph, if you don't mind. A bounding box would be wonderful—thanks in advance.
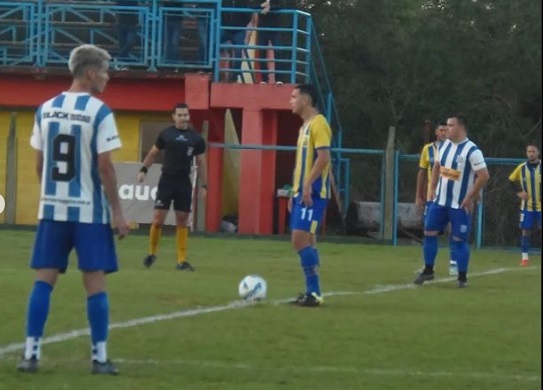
[154,125,206,212]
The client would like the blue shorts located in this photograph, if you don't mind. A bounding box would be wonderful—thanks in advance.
[290,195,328,234]
[425,203,471,241]
[519,210,542,230]
[424,201,433,218]
[424,201,445,235]
[31,220,119,274]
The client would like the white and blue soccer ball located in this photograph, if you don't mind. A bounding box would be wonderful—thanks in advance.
[238,275,267,301]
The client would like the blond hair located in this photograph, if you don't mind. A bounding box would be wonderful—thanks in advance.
[68,44,111,78]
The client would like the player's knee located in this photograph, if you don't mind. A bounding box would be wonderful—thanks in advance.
[451,235,465,243]
[35,270,58,287]
[175,214,189,226]
[424,230,440,237]
[522,230,532,237]
[291,231,310,251]
[82,271,106,295]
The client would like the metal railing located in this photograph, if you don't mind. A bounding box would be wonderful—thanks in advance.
[0,1,316,76]
[0,0,347,212]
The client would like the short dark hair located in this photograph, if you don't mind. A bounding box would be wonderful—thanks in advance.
[295,84,319,108]
[449,114,468,130]
[526,142,540,151]
[436,121,447,129]
[173,103,189,112]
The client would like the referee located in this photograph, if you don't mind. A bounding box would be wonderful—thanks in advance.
[137,103,207,271]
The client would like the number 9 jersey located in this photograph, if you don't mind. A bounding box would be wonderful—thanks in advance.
[30,92,122,224]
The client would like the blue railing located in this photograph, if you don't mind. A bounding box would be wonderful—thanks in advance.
[214,7,312,84]
[0,0,347,212]
[0,1,39,65]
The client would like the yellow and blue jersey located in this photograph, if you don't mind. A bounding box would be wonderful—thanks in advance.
[292,114,332,199]
[509,161,541,211]
[418,142,440,200]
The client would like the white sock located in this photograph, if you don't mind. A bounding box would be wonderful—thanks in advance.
[24,337,41,360]
[449,260,457,266]
[92,341,107,363]
[522,253,529,261]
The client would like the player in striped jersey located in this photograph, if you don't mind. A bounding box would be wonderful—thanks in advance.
[414,114,490,288]
[17,44,129,375]
[288,84,332,307]
[508,144,541,266]
[415,122,458,276]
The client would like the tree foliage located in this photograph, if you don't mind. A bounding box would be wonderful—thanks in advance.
[300,0,542,156]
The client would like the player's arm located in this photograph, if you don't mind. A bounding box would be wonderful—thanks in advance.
[415,168,427,208]
[302,117,332,205]
[428,160,441,201]
[508,165,528,200]
[460,151,490,213]
[460,167,490,212]
[35,151,44,183]
[98,151,129,239]
[137,145,160,182]
[95,106,129,238]
[30,106,44,183]
[416,146,429,207]
[304,148,331,189]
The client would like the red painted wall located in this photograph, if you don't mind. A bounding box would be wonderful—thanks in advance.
[0,73,210,112]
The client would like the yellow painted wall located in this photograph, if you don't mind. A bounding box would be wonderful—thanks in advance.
[15,112,40,225]
[0,111,38,225]
[114,113,142,163]
[0,110,167,225]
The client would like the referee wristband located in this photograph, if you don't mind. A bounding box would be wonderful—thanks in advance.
[139,166,148,174]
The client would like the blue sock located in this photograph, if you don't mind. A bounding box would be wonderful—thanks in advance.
[521,235,530,253]
[448,236,456,264]
[26,281,53,337]
[299,246,320,296]
[313,247,320,266]
[451,240,470,272]
[423,236,438,268]
[87,292,109,345]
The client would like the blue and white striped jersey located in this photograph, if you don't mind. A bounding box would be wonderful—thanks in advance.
[30,92,122,224]
[434,138,486,209]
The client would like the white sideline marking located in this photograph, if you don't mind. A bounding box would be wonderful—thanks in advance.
[1,355,538,382]
[0,266,538,359]
[110,358,540,382]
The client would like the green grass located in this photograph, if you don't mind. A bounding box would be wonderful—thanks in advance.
[0,230,540,390]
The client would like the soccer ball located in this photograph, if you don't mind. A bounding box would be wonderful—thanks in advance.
[238,275,267,301]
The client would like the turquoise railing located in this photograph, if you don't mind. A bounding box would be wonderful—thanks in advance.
[0,0,347,212]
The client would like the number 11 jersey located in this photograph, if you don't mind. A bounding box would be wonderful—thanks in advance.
[30,92,122,224]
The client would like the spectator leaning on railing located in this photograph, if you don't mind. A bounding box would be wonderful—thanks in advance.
[256,0,289,84]
[221,0,256,82]
[114,0,139,70]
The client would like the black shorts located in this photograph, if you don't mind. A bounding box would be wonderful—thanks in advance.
[154,174,193,212]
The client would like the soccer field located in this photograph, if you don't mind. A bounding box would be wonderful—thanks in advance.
[0,230,540,390]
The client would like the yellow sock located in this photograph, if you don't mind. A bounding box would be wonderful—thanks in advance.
[149,225,161,256]
[176,226,188,263]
